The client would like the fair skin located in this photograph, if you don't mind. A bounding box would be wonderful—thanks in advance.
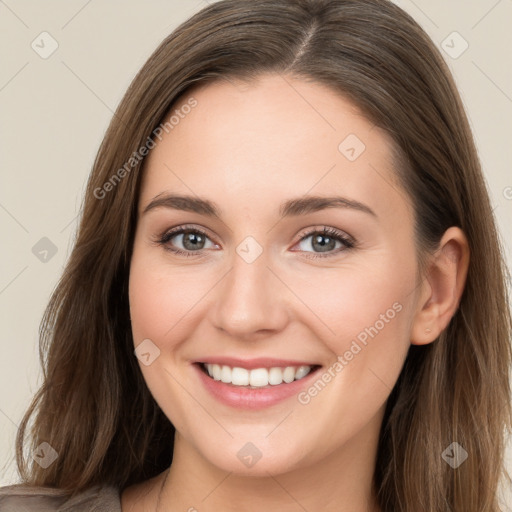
[122,74,469,511]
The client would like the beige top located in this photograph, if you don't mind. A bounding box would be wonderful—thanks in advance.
[0,483,122,511]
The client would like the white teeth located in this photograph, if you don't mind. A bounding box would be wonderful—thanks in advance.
[231,367,249,386]
[249,368,268,387]
[204,363,313,387]
[295,365,311,380]
[212,364,222,381]
[268,367,283,385]
[283,367,295,383]
[220,365,231,383]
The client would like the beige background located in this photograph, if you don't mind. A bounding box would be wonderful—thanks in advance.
[1,0,511,508]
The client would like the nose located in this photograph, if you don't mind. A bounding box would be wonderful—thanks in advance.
[211,247,290,339]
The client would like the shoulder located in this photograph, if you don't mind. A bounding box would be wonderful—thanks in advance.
[0,483,122,511]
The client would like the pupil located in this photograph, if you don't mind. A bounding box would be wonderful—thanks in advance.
[313,234,335,252]
[183,231,204,250]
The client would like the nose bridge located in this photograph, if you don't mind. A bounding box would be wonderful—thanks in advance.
[213,241,288,336]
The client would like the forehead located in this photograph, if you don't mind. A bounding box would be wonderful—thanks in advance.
[139,74,411,224]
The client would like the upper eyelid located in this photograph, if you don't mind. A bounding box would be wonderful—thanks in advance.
[160,224,354,247]
[161,225,217,243]
[296,226,354,244]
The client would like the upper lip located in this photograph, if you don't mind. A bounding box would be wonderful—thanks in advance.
[195,357,321,370]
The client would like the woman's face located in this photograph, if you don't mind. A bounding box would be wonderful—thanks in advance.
[129,74,426,476]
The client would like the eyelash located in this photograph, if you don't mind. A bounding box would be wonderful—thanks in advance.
[154,224,356,260]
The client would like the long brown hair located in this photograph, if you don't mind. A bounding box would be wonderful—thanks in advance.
[13,0,511,510]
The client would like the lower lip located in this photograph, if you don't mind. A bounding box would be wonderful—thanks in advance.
[193,363,321,410]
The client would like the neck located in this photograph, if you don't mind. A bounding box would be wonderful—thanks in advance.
[156,409,384,512]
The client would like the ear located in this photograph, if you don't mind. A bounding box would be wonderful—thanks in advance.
[410,226,470,345]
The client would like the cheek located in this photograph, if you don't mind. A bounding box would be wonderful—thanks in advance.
[128,250,206,345]
[288,254,416,387]
[287,261,415,444]
[129,269,173,345]
[128,250,206,431]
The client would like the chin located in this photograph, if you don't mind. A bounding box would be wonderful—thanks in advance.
[194,436,310,477]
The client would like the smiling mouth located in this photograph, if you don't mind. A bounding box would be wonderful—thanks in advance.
[196,362,322,389]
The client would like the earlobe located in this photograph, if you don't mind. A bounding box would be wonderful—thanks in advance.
[410,227,470,346]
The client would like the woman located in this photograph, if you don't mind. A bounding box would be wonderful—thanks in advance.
[1,0,510,510]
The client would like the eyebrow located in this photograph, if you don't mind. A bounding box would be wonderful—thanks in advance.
[142,193,377,219]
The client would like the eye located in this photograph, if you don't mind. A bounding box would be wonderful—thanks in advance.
[294,226,355,259]
[156,225,217,257]
[154,224,355,260]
